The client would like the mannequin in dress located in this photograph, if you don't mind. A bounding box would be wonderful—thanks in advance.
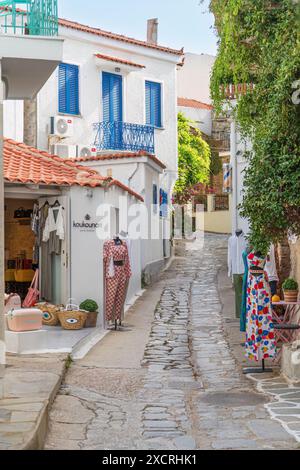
[103,236,132,330]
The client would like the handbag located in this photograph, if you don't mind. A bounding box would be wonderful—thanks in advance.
[4,293,21,315]
[23,269,40,308]
[14,207,26,219]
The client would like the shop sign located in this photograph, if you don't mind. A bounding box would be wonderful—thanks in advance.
[72,214,99,232]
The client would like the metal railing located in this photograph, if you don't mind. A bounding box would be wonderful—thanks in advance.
[93,121,155,154]
[0,0,58,36]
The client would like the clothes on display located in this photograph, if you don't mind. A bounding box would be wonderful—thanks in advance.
[103,238,132,324]
[240,250,249,333]
[228,230,247,319]
[245,252,276,362]
[265,244,279,297]
[119,231,132,321]
[40,202,65,301]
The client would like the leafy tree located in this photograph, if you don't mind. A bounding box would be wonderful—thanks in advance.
[174,112,211,204]
[209,0,300,254]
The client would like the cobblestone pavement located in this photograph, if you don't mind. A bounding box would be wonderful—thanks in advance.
[45,234,299,450]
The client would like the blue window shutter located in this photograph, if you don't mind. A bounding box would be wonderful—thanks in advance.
[145,81,162,127]
[102,72,122,123]
[58,63,79,115]
[145,81,151,126]
[102,72,110,122]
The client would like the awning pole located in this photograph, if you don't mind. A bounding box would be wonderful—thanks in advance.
[0,63,5,399]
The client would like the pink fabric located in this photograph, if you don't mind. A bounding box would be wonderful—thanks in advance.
[23,269,40,308]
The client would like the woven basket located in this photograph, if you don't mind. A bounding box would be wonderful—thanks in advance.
[38,304,61,327]
[58,311,87,330]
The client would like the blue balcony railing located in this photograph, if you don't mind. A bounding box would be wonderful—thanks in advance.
[93,122,155,154]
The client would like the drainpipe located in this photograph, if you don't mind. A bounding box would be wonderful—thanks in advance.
[230,119,238,234]
[0,63,5,399]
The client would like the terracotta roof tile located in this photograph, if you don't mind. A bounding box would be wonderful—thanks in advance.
[3,138,144,201]
[59,18,184,56]
[95,53,145,69]
[73,151,166,170]
[178,98,213,110]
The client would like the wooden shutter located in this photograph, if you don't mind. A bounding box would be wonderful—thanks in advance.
[58,63,79,115]
[102,72,122,123]
[145,81,162,127]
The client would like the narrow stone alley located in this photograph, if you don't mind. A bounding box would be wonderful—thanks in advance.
[45,234,300,451]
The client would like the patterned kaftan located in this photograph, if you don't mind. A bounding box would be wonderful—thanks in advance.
[245,252,276,361]
[103,240,132,322]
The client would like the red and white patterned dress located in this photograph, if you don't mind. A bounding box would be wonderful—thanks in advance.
[103,240,132,322]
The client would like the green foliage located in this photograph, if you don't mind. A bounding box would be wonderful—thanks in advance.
[282,278,299,291]
[79,299,99,313]
[210,0,300,252]
[174,112,211,202]
[210,150,223,177]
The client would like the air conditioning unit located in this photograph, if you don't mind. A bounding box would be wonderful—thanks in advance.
[50,144,77,159]
[50,116,74,138]
[77,145,98,159]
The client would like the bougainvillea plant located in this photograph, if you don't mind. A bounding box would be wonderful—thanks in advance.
[209,0,300,254]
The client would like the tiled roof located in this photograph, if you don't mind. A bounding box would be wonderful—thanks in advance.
[178,98,213,110]
[3,139,144,201]
[74,151,166,170]
[95,53,145,69]
[59,18,184,56]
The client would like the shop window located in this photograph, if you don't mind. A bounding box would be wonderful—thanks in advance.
[214,195,229,211]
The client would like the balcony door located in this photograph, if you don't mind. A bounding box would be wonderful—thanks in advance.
[102,72,123,150]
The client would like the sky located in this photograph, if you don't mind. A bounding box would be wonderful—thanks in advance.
[59,0,218,56]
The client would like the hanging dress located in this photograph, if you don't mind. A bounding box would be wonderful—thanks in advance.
[103,240,132,322]
[240,251,249,333]
[245,252,276,361]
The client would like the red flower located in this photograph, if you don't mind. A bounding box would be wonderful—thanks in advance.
[258,282,264,289]
[269,333,274,340]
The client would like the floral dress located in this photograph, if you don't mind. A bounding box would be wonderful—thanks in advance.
[245,252,276,361]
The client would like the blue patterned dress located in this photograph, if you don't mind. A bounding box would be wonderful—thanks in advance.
[245,252,276,361]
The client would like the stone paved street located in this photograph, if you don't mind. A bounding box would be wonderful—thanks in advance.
[45,234,300,450]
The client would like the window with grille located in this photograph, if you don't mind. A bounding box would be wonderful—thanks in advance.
[145,81,162,128]
[214,195,229,211]
[58,63,79,115]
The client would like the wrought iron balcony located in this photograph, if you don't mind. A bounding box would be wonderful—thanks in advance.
[93,121,155,154]
[0,0,58,36]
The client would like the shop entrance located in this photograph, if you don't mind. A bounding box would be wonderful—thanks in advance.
[4,195,69,305]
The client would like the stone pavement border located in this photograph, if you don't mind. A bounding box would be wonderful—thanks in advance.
[0,354,68,450]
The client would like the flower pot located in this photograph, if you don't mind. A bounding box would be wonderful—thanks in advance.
[84,312,98,328]
[283,290,299,303]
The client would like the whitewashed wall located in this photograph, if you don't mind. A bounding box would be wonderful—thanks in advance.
[3,100,23,141]
[178,53,215,105]
[178,105,212,136]
[69,185,142,327]
[36,26,179,179]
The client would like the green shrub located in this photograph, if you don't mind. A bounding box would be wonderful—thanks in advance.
[282,279,299,291]
[79,299,99,313]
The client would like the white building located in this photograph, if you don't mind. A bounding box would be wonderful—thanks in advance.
[177,52,215,105]
[4,16,183,283]
[178,97,213,136]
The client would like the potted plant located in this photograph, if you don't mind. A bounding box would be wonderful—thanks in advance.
[79,299,99,328]
[282,279,299,303]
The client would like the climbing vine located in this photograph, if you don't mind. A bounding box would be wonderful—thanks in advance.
[210,0,300,253]
[173,112,211,204]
